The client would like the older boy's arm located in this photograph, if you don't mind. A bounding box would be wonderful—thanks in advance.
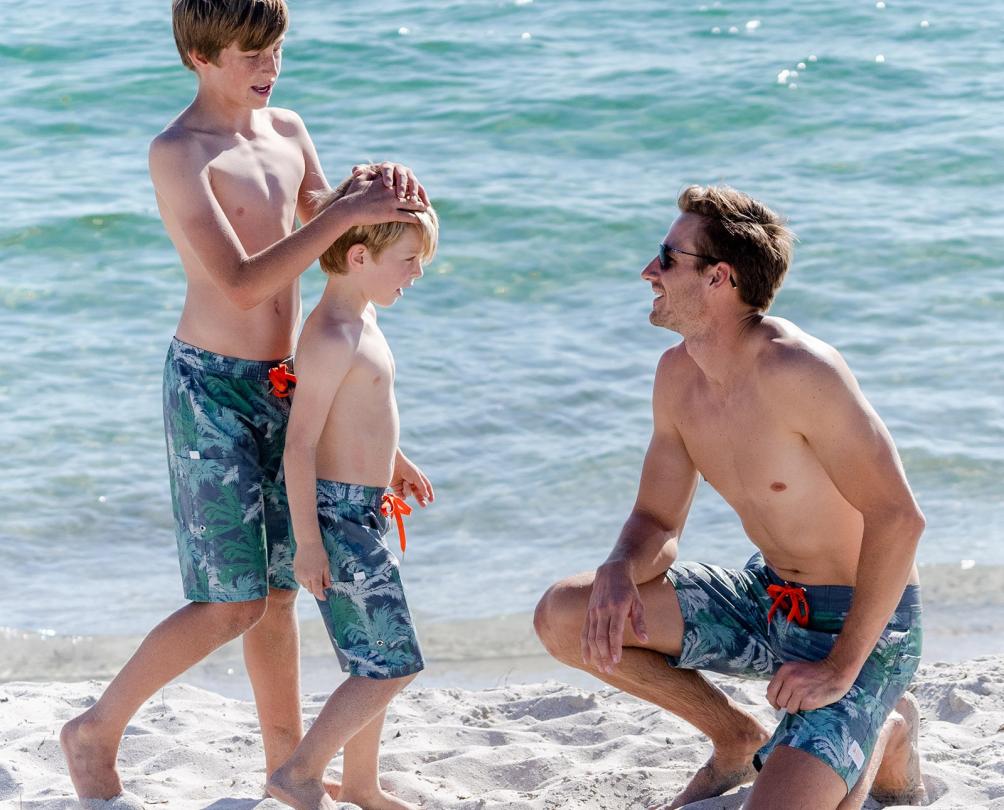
[584,350,700,674]
[766,351,925,714]
[283,328,353,600]
[149,134,424,310]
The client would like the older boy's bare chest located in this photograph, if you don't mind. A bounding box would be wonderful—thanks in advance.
[206,131,304,249]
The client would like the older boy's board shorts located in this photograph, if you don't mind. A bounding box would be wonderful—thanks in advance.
[163,338,296,602]
[310,480,425,680]
[665,552,922,793]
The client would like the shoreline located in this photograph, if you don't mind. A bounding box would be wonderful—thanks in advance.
[3,656,1002,808]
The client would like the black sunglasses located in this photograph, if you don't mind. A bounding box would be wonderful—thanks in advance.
[658,243,737,288]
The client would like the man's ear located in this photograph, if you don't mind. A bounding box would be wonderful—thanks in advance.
[345,243,369,272]
[709,262,735,288]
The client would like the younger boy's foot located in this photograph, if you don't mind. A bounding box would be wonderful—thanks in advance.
[337,786,418,810]
[266,764,339,810]
[60,711,124,802]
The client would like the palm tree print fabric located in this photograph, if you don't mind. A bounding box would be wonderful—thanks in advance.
[311,480,425,680]
[163,338,296,602]
[665,553,922,790]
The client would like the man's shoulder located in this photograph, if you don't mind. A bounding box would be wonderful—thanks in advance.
[756,317,856,404]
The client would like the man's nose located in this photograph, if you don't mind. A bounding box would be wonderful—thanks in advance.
[641,257,659,280]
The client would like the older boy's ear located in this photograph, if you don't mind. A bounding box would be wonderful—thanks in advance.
[345,243,369,272]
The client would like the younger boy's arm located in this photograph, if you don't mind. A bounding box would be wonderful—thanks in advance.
[283,324,354,600]
[149,132,425,311]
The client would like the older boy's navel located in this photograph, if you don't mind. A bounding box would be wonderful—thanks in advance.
[770,481,787,492]
[236,206,245,216]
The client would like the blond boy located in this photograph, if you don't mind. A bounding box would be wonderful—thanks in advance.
[61,0,432,803]
[266,183,438,810]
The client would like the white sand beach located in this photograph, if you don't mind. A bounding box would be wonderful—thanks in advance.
[2,655,1002,809]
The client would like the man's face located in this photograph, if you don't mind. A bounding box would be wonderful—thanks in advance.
[365,229,427,308]
[198,37,284,108]
[640,213,709,331]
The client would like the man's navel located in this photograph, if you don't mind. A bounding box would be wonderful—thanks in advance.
[770,481,788,492]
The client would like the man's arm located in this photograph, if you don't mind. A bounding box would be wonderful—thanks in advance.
[149,131,424,311]
[767,347,925,713]
[584,349,701,673]
[283,323,354,600]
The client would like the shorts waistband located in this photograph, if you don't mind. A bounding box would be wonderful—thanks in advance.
[316,479,388,509]
[762,561,922,615]
[168,337,293,381]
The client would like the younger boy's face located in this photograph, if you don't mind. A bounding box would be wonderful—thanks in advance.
[197,37,284,108]
[365,229,427,308]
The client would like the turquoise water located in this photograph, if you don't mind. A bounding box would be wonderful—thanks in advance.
[1,1,1002,642]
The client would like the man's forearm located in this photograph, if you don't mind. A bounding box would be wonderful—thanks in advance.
[605,510,680,585]
[828,509,924,676]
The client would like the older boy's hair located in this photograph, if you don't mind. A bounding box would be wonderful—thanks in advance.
[173,0,289,71]
[678,185,796,312]
[314,179,439,275]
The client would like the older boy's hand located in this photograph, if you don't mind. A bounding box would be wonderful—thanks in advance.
[342,175,426,227]
[352,161,429,205]
[392,450,434,507]
[294,541,332,601]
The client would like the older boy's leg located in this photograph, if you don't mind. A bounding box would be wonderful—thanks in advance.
[338,708,416,810]
[267,674,417,810]
[535,572,770,810]
[61,599,266,800]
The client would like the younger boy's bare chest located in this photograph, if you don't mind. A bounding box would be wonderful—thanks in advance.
[344,328,396,405]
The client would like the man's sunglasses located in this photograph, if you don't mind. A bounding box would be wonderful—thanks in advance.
[658,243,737,288]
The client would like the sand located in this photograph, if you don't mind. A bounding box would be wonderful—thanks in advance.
[2,657,1003,809]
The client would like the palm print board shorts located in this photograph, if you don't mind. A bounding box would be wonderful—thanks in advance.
[163,338,296,602]
[311,480,425,680]
[665,552,922,792]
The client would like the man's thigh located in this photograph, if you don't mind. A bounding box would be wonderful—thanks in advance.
[746,744,847,810]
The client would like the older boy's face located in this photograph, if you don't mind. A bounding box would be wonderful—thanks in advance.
[367,229,427,308]
[200,37,284,108]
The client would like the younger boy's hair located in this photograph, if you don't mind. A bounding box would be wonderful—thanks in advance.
[314,179,439,275]
[173,0,289,71]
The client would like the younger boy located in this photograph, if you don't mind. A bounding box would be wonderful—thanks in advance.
[61,0,432,803]
[267,182,439,810]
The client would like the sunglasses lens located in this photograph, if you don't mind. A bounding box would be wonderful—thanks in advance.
[658,244,668,269]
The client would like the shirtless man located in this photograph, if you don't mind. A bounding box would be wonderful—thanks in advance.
[61,0,432,803]
[534,185,927,810]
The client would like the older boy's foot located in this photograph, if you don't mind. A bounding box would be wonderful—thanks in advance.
[266,765,339,810]
[337,786,418,810]
[871,693,928,806]
[60,712,124,802]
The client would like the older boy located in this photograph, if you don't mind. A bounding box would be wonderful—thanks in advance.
[61,0,432,803]
[266,182,438,810]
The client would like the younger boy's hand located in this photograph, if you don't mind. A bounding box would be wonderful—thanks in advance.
[392,450,434,508]
[342,175,426,227]
[352,161,430,205]
[294,541,332,601]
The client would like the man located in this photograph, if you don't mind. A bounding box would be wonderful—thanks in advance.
[534,185,927,809]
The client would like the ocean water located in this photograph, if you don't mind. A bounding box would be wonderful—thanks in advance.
[1,1,1002,667]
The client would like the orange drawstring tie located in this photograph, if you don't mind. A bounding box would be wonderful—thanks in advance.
[381,493,412,553]
[766,583,810,626]
[268,363,297,398]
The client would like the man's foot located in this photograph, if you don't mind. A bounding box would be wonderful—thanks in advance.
[60,711,124,802]
[337,786,418,810]
[871,693,927,806]
[651,722,770,810]
[266,764,339,810]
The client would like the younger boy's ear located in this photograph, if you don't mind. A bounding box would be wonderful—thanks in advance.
[345,243,369,272]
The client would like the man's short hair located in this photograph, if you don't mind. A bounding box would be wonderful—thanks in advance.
[678,185,795,312]
[313,180,439,276]
[173,0,289,71]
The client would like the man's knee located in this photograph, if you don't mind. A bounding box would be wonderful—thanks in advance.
[533,576,589,659]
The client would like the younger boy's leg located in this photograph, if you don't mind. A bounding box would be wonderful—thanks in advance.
[61,598,266,800]
[267,674,416,810]
[339,707,416,810]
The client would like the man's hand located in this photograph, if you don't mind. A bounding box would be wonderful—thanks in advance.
[294,540,332,601]
[392,450,434,507]
[352,161,430,205]
[581,561,650,675]
[766,659,857,714]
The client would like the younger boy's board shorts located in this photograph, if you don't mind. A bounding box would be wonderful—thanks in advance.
[310,480,425,680]
[665,552,922,793]
[163,338,297,601]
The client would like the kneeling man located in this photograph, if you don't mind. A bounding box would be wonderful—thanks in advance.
[535,185,926,810]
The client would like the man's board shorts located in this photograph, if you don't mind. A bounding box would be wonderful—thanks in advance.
[665,552,922,792]
[163,338,296,602]
[310,480,425,680]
